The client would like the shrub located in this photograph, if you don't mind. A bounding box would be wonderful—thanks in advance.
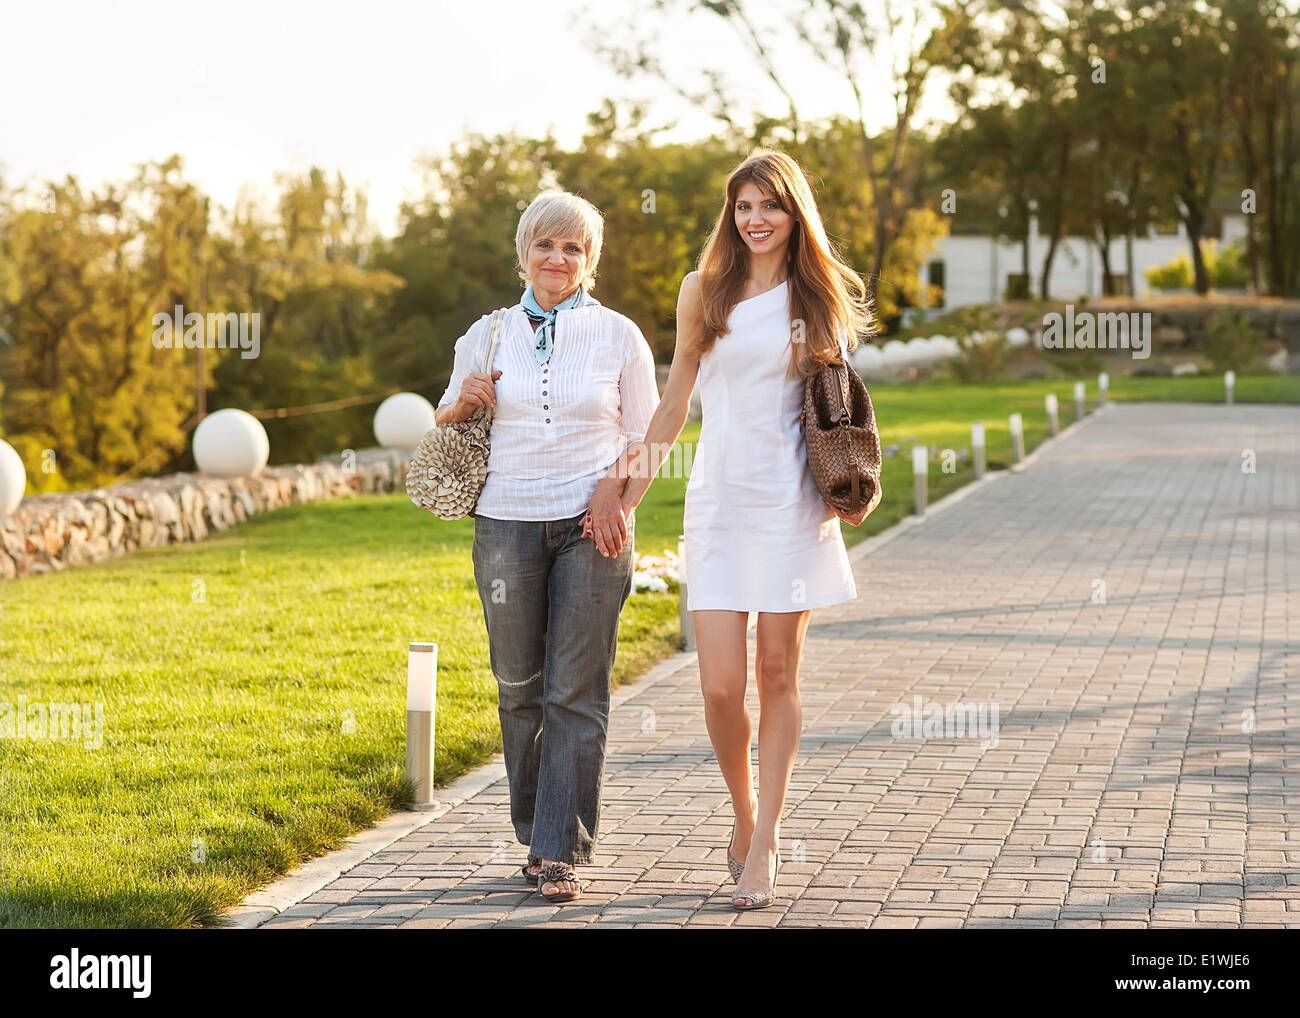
[943,306,1018,382]
[1145,241,1249,291]
[947,333,1016,382]
[1145,252,1194,290]
[1039,342,1104,378]
[1203,307,1265,372]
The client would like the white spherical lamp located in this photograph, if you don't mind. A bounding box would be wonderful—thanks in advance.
[0,439,26,518]
[374,393,437,449]
[1006,327,1030,347]
[192,409,270,478]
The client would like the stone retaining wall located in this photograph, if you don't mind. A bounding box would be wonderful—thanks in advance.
[0,448,412,580]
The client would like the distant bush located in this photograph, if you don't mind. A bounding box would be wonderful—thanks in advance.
[1211,242,1250,289]
[947,332,1016,382]
[1039,341,1104,378]
[1145,253,1195,290]
[943,306,1019,382]
[1145,241,1250,291]
[1203,307,1265,372]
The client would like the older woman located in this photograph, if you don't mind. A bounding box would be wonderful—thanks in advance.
[433,191,659,903]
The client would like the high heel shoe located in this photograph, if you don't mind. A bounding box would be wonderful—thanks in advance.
[726,824,745,884]
[726,799,758,884]
[732,845,781,910]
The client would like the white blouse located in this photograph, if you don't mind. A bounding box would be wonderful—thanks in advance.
[437,303,660,521]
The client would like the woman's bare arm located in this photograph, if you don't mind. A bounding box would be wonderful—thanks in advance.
[603,272,703,512]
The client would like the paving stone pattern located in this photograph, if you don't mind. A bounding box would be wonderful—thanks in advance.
[258,403,1299,929]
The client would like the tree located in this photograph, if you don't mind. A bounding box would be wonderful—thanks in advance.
[589,0,973,296]
[0,162,204,490]
[1144,2,1230,296]
[1222,0,1300,296]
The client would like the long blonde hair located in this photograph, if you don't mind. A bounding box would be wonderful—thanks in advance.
[694,150,875,375]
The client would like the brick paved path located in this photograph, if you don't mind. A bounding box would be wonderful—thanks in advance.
[252,403,1300,928]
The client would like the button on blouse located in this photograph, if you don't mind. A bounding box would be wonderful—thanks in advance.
[438,303,660,521]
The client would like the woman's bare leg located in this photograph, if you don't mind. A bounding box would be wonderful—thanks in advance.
[735,609,811,902]
[693,610,760,860]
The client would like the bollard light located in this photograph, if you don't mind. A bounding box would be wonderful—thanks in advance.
[1225,370,1235,406]
[1045,393,1060,436]
[678,534,695,653]
[1009,412,1025,464]
[407,642,438,807]
[971,422,986,480]
[912,445,928,515]
[1098,372,1109,408]
[1074,381,1086,421]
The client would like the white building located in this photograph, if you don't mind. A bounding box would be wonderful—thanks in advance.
[922,214,1249,312]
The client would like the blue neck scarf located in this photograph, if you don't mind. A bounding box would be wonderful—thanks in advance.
[521,284,600,366]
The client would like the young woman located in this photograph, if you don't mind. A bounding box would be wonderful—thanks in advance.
[436,191,658,903]
[584,150,873,909]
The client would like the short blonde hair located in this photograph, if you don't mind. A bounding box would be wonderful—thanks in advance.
[515,191,604,291]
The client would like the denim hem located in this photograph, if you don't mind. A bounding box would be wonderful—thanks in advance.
[530,848,597,866]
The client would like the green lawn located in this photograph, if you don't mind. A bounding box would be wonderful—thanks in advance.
[1,371,1295,928]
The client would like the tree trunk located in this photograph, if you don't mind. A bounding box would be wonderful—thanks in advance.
[1038,132,1071,300]
[1265,65,1298,296]
[1125,230,1136,299]
[1246,208,1261,295]
[1020,229,1030,300]
[1125,160,1142,298]
[1097,227,1115,296]
[1237,100,1262,294]
[1040,234,1060,300]
[1184,207,1211,295]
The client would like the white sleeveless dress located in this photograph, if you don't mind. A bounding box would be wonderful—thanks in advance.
[683,280,858,613]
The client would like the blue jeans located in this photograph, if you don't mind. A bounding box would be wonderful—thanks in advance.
[471,509,635,864]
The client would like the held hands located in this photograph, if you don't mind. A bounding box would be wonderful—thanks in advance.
[581,478,631,558]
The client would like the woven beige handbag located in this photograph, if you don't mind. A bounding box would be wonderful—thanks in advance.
[406,309,506,520]
[801,355,883,527]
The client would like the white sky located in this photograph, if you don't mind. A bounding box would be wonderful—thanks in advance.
[0,0,954,236]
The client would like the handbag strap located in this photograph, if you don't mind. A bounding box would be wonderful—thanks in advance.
[832,361,851,423]
[476,309,506,427]
[800,356,853,427]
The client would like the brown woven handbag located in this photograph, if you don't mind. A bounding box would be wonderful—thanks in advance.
[801,356,883,527]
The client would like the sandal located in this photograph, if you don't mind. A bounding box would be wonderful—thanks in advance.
[537,860,583,903]
[732,847,781,911]
[727,798,758,884]
[521,854,542,886]
[726,824,745,884]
